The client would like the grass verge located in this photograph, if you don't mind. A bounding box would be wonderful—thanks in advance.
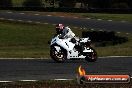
[0,20,131,58]
[96,32,132,56]
[0,20,83,58]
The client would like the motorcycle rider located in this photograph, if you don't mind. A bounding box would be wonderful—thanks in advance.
[55,24,77,43]
[55,24,82,53]
[55,24,75,38]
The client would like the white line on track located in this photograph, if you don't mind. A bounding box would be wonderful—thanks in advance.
[74,17,78,18]
[20,80,37,82]
[100,56,132,58]
[35,22,41,24]
[99,30,103,31]
[44,23,49,24]
[0,56,131,60]
[27,21,32,23]
[17,20,23,22]
[0,18,4,20]
[52,24,56,25]
[86,18,91,19]
[117,32,121,33]
[47,15,52,16]
[97,19,102,21]
[53,79,73,81]
[0,58,49,60]
[90,29,94,31]
[108,20,112,21]
[60,16,65,17]
[7,11,12,13]
[121,20,126,23]
[34,14,40,16]
[7,19,14,21]
[19,13,25,15]
[0,77,132,82]
[0,81,13,83]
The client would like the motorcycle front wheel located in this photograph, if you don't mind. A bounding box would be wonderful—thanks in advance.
[50,46,67,63]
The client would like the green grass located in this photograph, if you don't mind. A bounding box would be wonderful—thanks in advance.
[79,13,132,22]
[0,20,83,58]
[12,0,25,6]
[96,33,132,56]
[0,20,131,58]
[0,21,53,58]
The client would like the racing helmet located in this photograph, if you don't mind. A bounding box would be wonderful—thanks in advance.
[56,24,64,34]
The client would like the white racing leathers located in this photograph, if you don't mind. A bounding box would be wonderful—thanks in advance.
[60,26,75,39]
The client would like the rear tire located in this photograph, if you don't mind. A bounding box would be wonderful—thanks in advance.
[85,47,97,62]
[50,46,67,63]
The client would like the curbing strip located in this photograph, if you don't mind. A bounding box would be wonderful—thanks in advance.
[0,56,131,60]
[0,79,74,83]
[60,16,65,17]
[117,32,121,33]
[86,18,91,19]
[7,19,14,21]
[0,81,13,83]
[97,19,102,21]
[0,58,50,60]
[108,20,112,21]
[47,15,52,16]
[34,14,40,16]
[19,13,25,15]
[53,79,74,81]
[0,18,5,20]
[0,77,131,83]
[20,80,37,82]
[7,11,12,13]
[99,56,132,58]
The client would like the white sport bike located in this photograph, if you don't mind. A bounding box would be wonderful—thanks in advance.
[50,35,97,62]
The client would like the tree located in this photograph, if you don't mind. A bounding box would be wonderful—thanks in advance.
[59,0,76,8]
[0,0,12,7]
[111,0,129,8]
[127,0,132,8]
[23,0,42,7]
[79,0,130,8]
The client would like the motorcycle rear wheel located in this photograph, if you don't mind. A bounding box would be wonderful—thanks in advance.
[85,47,97,62]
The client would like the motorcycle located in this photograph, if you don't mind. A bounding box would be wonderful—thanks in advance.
[49,34,97,63]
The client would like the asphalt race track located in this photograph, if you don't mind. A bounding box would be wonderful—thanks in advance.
[0,11,132,32]
[0,57,132,81]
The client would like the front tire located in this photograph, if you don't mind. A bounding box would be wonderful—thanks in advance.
[50,46,67,63]
[85,47,97,62]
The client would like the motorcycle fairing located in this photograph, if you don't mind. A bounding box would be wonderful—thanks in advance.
[55,38,75,52]
[54,46,61,52]
[67,50,86,59]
